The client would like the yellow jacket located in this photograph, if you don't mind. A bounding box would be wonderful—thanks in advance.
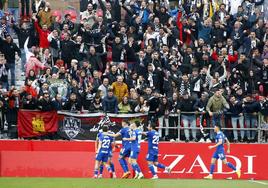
[111,82,128,102]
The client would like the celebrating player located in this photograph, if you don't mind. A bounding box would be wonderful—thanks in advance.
[204,124,241,179]
[123,122,144,179]
[95,129,116,178]
[104,120,132,178]
[93,126,113,178]
[143,122,171,179]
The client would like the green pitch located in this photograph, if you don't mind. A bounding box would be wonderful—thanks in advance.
[0,178,267,188]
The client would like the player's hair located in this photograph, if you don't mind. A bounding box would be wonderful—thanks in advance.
[215,124,221,130]
[149,122,157,130]
[102,125,108,132]
[122,119,129,126]
[134,121,140,127]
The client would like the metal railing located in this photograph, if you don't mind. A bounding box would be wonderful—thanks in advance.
[153,111,268,143]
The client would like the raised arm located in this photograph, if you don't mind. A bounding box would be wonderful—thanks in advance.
[219,64,227,82]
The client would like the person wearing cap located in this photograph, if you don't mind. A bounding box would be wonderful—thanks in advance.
[178,91,197,142]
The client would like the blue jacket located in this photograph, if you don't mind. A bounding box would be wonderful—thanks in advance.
[102,95,118,113]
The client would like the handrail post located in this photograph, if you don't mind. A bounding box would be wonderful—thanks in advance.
[177,113,181,142]
[258,113,261,143]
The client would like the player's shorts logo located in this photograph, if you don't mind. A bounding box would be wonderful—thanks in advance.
[61,117,84,139]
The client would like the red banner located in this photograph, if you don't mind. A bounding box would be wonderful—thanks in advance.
[0,141,267,180]
[17,111,58,138]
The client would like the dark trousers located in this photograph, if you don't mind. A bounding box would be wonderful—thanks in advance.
[21,0,30,16]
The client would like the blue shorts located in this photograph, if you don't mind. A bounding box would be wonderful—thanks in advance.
[130,150,139,159]
[212,151,226,160]
[120,147,131,158]
[146,153,158,162]
[96,152,109,163]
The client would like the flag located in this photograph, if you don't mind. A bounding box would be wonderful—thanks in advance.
[18,110,58,138]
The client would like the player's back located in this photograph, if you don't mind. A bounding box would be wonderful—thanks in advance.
[119,127,131,148]
[99,134,113,154]
[131,129,142,152]
[147,130,159,154]
[215,131,225,152]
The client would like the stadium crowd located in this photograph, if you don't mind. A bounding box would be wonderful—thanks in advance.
[0,0,268,142]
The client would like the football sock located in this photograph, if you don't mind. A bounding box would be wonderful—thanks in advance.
[227,162,236,171]
[210,164,215,175]
[123,159,129,172]
[110,162,115,173]
[149,164,156,175]
[99,164,104,174]
[119,158,127,172]
[94,169,98,176]
[134,163,141,173]
[157,163,166,169]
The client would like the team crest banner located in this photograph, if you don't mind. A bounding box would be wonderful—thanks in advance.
[18,110,58,138]
[57,111,148,140]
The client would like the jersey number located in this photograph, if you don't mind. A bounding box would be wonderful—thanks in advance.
[152,135,159,144]
[102,140,110,148]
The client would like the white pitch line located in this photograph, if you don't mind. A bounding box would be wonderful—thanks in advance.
[249,180,268,186]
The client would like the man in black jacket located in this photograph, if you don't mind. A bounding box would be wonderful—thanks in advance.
[178,91,197,142]
[12,21,33,75]
[0,35,21,86]
[63,93,82,112]
[37,91,54,111]
[22,94,37,110]
[242,94,261,142]
[229,95,245,142]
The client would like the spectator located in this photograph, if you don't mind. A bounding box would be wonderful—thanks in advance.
[12,21,33,75]
[0,34,21,86]
[33,15,50,49]
[178,91,197,142]
[228,95,245,142]
[0,54,8,89]
[118,96,131,113]
[37,2,52,28]
[102,88,118,113]
[89,95,103,112]
[63,92,82,112]
[22,93,37,110]
[25,50,46,77]
[111,75,128,102]
[37,90,54,111]
[6,0,19,23]
[242,94,261,142]
[206,89,230,129]
[194,91,211,141]
[156,96,171,140]
[51,93,65,111]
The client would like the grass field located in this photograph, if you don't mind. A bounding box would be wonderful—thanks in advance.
[0,178,267,188]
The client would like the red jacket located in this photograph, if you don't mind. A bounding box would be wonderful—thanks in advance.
[34,21,50,48]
